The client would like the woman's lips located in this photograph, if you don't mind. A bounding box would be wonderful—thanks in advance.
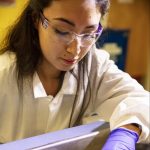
[62,58,77,64]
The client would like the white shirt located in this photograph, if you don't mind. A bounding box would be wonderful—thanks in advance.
[0,49,149,143]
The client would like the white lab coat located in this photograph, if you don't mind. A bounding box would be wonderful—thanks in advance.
[0,48,149,143]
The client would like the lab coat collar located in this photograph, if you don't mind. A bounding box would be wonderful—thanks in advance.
[33,71,77,98]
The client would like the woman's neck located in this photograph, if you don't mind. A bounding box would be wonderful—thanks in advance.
[37,60,61,80]
[36,60,64,96]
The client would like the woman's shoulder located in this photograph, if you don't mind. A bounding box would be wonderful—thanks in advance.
[91,47,110,65]
[93,47,110,58]
[0,52,16,82]
[0,52,16,71]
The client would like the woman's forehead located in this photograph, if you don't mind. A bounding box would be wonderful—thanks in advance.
[47,0,99,12]
[44,0,101,27]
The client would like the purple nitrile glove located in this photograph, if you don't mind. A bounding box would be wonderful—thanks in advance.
[102,128,139,150]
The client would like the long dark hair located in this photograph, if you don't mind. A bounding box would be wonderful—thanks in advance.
[0,0,110,126]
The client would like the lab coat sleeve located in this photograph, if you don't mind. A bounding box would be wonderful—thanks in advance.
[92,50,149,143]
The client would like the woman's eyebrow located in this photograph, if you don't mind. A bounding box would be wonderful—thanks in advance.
[53,18,75,26]
[53,17,98,29]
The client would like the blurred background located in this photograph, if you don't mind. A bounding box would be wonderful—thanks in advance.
[0,0,149,91]
[98,0,150,92]
[0,0,149,149]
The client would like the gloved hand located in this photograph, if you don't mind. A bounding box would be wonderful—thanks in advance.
[102,128,139,150]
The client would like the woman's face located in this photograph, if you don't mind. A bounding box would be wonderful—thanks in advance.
[37,0,101,71]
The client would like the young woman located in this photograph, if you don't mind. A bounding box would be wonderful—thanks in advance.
[0,0,149,149]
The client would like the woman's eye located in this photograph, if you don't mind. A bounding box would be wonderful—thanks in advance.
[54,29,69,36]
[83,34,93,39]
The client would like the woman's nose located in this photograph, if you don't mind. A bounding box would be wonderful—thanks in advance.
[66,39,81,56]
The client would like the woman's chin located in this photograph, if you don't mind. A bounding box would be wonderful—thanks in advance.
[57,64,76,72]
